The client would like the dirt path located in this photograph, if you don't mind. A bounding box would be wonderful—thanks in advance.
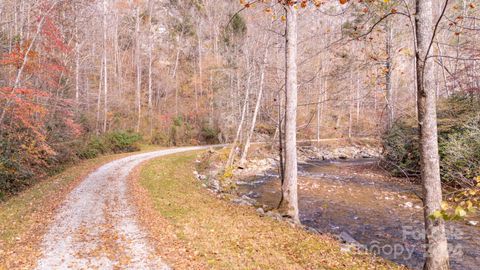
[35,146,210,270]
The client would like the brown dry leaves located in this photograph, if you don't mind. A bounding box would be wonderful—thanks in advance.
[72,205,132,269]
[0,151,148,270]
[130,152,402,270]
[128,162,208,269]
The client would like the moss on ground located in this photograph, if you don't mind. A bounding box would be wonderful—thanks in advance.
[138,152,403,270]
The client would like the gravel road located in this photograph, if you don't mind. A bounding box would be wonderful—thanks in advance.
[35,146,211,270]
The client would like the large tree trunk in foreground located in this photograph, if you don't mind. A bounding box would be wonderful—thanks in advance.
[415,0,450,269]
[278,5,299,223]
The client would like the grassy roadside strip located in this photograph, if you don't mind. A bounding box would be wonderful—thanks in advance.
[131,151,403,270]
[0,145,163,270]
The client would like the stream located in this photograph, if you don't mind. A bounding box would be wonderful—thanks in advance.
[237,158,480,269]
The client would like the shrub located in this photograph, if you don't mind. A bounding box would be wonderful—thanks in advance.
[0,139,57,198]
[200,126,220,144]
[255,123,276,135]
[0,129,52,198]
[77,131,142,158]
[151,131,171,146]
[382,120,420,177]
[152,118,198,147]
[105,131,142,153]
[382,95,480,187]
[440,116,480,184]
[169,125,179,146]
[76,137,106,159]
[0,151,34,199]
[173,115,183,127]
[168,116,195,146]
[1,130,142,199]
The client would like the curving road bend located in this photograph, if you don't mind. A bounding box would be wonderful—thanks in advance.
[35,146,212,270]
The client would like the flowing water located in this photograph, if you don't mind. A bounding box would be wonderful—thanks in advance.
[237,159,480,269]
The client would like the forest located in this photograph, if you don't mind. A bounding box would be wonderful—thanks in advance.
[1,0,479,269]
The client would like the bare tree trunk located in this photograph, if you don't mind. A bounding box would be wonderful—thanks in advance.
[226,60,251,168]
[356,72,360,124]
[385,21,394,130]
[135,6,141,133]
[348,73,353,138]
[14,1,18,41]
[147,0,153,137]
[148,45,153,135]
[317,68,328,141]
[277,91,285,202]
[413,55,419,119]
[209,72,214,128]
[102,0,108,133]
[415,0,450,269]
[236,63,242,118]
[239,40,270,166]
[316,65,323,141]
[436,43,450,96]
[75,43,80,104]
[85,73,90,111]
[96,61,103,135]
[74,20,80,104]
[197,23,203,99]
[278,6,299,223]
[172,38,181,117]
[114,11,122,100]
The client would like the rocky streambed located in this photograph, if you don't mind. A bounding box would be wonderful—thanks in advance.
[235,158,480,270]
[194,144,480,269]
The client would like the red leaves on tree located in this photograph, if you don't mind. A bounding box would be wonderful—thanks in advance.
[0,41,38,71]
[0,87,50,136]
[0,7,81,179]
[41,16,71,53]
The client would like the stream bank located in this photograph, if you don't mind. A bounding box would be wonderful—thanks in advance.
[236,158,480,269]
[195,142,480,269]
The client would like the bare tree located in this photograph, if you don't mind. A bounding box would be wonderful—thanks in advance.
[135,5,142,133]
[278,4,299,223]
[226,52,252,169]
[96,60,103,134]
[147,0,154,136]
[239,37,271,166]
[414,0,450,269]
[385,20,394,130]
[102,0,108,133]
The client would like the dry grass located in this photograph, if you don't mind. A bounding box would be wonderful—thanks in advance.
[133,151,403,270]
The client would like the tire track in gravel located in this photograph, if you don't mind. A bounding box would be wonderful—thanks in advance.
[35,146,213,270]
